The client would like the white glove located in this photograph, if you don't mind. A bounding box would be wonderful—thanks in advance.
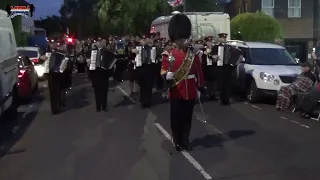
[197,91,201,98]
[166,72,174,80]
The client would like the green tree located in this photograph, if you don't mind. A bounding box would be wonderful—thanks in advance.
[230,11,283,42]
[60,0,100,38]
[35,16,65,37]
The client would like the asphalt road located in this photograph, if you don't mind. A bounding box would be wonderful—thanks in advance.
[0,74,319,180]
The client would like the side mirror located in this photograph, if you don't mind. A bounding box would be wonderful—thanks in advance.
[295,58,300,63]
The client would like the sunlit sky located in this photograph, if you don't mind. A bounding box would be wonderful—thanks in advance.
[26,0,63,19]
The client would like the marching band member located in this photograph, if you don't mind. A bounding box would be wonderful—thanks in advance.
[140,35,157,108]
[154,38,164,91]
[160,13,204,151]
[194,39,204,60]
[203,36,219,100]
[89,40,116,112]
[132,35,157,108]
[217,33,243,105]
[127,39,138,96]
[46,45,69,115]
[114,38,127,82]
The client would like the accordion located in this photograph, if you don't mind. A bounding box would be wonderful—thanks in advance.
[48,51,68,73]
[44,52,51,73]
[217,44,231,66]
[134,46,143,68]
[141,45,156,64]
[89,48,117,70]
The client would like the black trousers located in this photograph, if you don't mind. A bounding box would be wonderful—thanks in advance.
[218,66,233,104]
[170,98,195,146]
[155,63,164,89]
[48,72,62,114]
[139,64,155,105]
[114,59,126,81]
[92,68,109,110]
[93,87,108,110]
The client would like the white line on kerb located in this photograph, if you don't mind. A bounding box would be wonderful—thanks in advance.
[155,123,213,179]
[116,85,212,180]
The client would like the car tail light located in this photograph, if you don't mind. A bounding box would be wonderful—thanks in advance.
[67,38,73,43]
[32,59,39,63]
[18,70,26,78]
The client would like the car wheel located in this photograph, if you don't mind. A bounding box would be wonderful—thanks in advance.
[7,86,18,118]
[247,81,260,103]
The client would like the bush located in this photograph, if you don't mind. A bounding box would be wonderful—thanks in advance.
[230,11,284,42]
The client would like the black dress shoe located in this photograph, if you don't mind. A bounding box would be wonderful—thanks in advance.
[181,144,193,151]
[102,108,108,112]
[175,144,182,151]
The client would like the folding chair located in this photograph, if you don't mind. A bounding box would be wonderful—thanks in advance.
[310,101,320,121]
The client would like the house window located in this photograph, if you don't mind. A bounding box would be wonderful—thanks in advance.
[261,0,274,17]
[288,0,301,18]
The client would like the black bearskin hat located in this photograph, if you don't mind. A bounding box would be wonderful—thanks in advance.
[168,13,191,42]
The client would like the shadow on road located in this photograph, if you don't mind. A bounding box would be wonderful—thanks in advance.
[0,87,44,159]
[192,130,255,150]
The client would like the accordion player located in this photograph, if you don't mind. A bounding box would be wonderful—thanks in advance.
[89,47,117,71]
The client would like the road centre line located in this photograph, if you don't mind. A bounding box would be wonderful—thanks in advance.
[243,102,311,129]
[280,117,310,129]
[116,85,213,179]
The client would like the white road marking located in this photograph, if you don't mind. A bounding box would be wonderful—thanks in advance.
[116,86,137,103]
[244,102,311,129]
[117,85,212,179]
[251,105,261,110]
[155,123,212,180]
[280,116,310,128]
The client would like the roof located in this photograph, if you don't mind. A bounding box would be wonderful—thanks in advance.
[17,47,40,51]
[227,41,285,49]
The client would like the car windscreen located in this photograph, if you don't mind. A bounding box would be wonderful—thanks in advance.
[18,50,38,58]
[249,48,298,65]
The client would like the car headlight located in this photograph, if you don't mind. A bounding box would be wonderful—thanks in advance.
[259,72,274,82]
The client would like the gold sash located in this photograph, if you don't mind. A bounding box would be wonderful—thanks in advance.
[171,50,195,88]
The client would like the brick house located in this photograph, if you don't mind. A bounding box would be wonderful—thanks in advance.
[225,0,319,61]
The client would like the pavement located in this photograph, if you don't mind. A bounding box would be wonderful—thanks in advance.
[0,73,320,180]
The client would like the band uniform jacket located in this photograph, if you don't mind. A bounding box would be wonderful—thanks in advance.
[202,45,218,81]
[161,48,204,100]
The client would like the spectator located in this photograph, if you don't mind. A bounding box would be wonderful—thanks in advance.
[296,82,320,119]
[276,61,316,111]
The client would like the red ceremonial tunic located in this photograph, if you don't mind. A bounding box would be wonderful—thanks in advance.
[161,48,204,100]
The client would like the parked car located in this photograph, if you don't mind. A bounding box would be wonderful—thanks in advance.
[17,55,38,101]
[17,46,46,79]
[0,10,19,118]
[228,40,301,102]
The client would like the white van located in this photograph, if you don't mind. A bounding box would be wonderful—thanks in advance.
[150,12,230,40]
[0,10,19,118]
